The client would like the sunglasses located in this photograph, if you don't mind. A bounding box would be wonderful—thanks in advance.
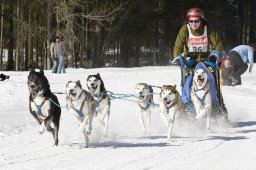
[189,19,201,24]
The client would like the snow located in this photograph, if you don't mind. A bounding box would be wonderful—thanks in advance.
[0,66,256,170]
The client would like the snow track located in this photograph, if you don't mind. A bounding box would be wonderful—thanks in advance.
[1,67,256,170]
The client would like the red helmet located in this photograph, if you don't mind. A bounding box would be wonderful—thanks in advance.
[187,7,204,18]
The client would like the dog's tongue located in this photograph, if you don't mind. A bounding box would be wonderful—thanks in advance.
[197,79,204,85]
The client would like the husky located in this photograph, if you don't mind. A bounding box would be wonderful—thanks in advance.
[159,85,186,141]
[66,80,96,147]
[86,73,110,137]
[191,68,212,129]
[134,83,154,133]
[27,69,61,146]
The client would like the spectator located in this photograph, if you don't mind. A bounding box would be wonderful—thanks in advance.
[56,35,68,74]
[50,36,58,73]
[223,44,255,86]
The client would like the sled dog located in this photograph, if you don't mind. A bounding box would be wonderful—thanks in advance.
[66,80,96,147]
[134,83,154,133]
[159,85,186,141]
[27,69,61,145]
[191,68,212,129]
[86,73,110,137]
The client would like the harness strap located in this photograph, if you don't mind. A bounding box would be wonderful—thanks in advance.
[68,90,89,118]
[93,91,106,108]
[75,99,85,117]
[195,89,210,107]
[32,96,48,117]
[138,95,153,110]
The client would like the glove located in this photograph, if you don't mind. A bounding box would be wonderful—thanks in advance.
[187,59,195,68]
[211,50,223,64]
[205,61,216,70]
[172,57,180,65]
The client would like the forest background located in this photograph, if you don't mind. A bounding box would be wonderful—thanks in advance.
[0,0,255,71]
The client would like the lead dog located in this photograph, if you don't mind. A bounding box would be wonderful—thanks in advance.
[159,85,186,141]
[134,83,154,133]
[66,80,96,147]
[27,69,61,145]
[190,68,212,129]
[86,73,110,137]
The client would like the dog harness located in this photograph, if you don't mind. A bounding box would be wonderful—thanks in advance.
[138,95,153,110]
[193,88,210,108]
[67,91,88,117]
[92,90,108,108]
[74,100,86,117]
[31,96,48,119]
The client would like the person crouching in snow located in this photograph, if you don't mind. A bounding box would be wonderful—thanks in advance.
[0,73,10,81]
[222,44,255,86]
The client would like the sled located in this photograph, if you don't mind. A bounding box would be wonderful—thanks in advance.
[178,52,228,121]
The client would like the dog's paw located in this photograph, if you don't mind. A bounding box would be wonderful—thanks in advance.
[167,137,172,142]
[39,123,46,134]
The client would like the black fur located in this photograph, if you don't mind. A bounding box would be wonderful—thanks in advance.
[87,73,107,98]
[27,69,61,145]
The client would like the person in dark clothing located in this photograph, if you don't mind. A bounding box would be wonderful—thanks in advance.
[222,44,255,86]
[0,73,9,81]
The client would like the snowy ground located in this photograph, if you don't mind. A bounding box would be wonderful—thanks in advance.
[0,66,256,170]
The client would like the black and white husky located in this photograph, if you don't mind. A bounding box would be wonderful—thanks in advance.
[66,80,96,147]
[27,69,61,145]
[86,73,110,137]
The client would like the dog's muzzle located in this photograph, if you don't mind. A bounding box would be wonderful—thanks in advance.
[89,83,98,91]
[68,89,77,98]
[164,98,171,105]
[197,76,205,86]
[29,84,39,97]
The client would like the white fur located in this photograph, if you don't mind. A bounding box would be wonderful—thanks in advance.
[191,69,212,129]
[159,87,179,141]
[87,75,110,137]
[30,95,51,133]
[134,83,153,134]
[66,81,95,147]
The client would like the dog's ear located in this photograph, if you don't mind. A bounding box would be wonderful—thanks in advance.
[173,85,176,90]
[39,69,44,75]
[66,81,72,87]
[76,80,82,88]
[100,79,105,92]
[97,73,101,78]
[161,85,166,91]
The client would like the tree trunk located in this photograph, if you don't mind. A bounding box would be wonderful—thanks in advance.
[15,0,20,71]
[46,0,52,70]
[0,3,4,69]
[7,12,14,70]
[158,0,168,65]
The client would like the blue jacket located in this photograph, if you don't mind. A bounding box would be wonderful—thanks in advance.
[231,45,254,70]
[182,62,219,106]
